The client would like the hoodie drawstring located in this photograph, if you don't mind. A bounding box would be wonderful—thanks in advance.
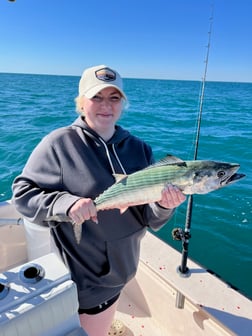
[112,144,126,174]
[98,137,126,175]
[83,129,127,176]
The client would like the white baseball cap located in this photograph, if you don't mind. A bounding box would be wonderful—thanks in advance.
[78,65,127,100]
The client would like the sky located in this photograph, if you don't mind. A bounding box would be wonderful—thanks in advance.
[0,0,251,82]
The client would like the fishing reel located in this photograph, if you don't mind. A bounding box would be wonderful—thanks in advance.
[172,227,191,241]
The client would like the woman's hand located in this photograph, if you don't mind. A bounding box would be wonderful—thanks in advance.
[68,198,98,224]
[158,184,186,209]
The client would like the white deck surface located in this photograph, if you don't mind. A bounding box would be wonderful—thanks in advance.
[115,231,252,336]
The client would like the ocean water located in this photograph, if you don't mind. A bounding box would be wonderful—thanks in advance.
[0,73,251,299]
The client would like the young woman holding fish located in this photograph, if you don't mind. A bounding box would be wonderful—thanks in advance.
[12,65,186,336]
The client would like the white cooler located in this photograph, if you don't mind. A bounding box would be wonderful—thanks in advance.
[0,253,87,336]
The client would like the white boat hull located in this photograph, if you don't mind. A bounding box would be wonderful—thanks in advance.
[0,200,251,335]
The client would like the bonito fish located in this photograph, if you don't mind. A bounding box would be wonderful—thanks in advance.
[45,156,245,243]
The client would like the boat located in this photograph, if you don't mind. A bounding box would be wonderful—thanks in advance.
[0,199,251,336]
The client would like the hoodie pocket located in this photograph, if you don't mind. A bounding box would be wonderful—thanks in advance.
[98,228,146,287]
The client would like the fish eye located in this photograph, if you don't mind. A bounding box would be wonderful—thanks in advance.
[217,171,226,178]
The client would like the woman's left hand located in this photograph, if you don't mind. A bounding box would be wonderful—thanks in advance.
[158,184,186,209]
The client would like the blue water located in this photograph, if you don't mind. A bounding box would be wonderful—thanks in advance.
[1,73,251,299]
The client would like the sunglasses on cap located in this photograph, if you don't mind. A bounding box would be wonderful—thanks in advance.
[95,68,116,82]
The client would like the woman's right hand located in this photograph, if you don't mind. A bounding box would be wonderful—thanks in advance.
[68,198,98,224]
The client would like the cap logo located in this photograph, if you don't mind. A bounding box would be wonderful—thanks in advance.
[95,68,116,82]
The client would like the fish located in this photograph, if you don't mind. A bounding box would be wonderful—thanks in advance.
[44,214,83,244]
[45,155,245,243]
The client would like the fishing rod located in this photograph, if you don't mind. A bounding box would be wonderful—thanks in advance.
[174,9,214,309]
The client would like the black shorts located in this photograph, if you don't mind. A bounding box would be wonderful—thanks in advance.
[78,293,120,315]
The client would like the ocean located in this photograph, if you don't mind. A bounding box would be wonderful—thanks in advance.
[0,73,251,299]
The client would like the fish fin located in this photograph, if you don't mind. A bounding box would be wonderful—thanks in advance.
[145,155,185,170]
[163,154,184,163]
[113,173,128,183]
[45,214,71,222]
[120,207,128,214]
[72,222,82,244]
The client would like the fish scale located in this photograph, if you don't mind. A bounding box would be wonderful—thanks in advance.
[95,164,189,210]
[45,156,245,244]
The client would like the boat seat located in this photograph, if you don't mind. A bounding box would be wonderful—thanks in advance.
[0,253,88,336]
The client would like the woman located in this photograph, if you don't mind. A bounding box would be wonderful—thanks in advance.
[12,65,186,335]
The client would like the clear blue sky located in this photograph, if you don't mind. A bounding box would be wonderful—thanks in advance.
[1,0,251,82]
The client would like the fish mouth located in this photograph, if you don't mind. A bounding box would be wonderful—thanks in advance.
[224,173,246,185]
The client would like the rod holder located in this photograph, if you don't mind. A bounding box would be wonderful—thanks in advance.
[175,266,191,309]
[175,291,185,309]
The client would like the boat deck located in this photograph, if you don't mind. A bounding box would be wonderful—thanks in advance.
[0,200,252,336]
[115,231,252,336]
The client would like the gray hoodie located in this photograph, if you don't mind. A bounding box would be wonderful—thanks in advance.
[12,116,174,309]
